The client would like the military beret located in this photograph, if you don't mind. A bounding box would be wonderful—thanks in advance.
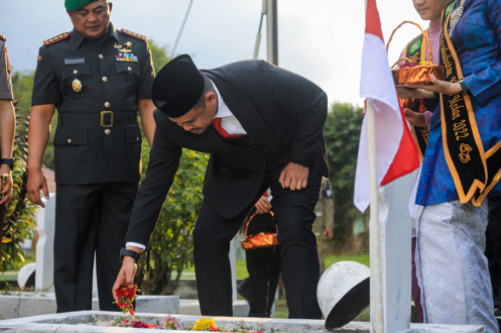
[65,0,97,11]
[152,54,205,118]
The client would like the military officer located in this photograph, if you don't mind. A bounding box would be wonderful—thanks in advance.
[312,176,334,274]
[0,34,15,205]
[27,0,156,312]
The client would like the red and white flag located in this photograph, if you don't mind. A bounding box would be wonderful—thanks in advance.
[353,0,420,212]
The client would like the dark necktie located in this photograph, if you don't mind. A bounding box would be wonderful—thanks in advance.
[212,118,246,139]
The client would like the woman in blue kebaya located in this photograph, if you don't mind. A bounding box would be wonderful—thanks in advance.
[400,0,501,331]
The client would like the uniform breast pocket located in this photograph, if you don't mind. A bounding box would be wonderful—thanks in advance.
[62,65,91,95]
[114,62,140,95]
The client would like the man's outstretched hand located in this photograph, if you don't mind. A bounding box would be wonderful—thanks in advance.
[112,256,138,304]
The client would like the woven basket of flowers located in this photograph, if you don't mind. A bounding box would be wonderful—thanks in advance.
[240,210,279,250]
[387,20,445,86]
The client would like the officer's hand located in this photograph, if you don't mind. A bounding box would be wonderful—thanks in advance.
[112,257,137,304]
[324,227,334,240]
[279,162,309,191]
[27,169,49,208]
[254,195,272,214]
[0,167,13,206]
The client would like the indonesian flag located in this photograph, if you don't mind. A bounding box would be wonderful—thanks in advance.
[353,0,420,212]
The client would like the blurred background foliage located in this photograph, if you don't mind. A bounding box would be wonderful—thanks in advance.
[1,106,38,271]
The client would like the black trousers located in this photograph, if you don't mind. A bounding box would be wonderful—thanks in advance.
[54,182,137,312]
[193,166,322,319]
[486,195,501,308]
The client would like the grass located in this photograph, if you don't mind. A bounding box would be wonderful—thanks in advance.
[182,253,370,281]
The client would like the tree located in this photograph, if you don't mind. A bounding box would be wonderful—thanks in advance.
[323,102,369,253]
[11,70,34,114]
[149,39,170,75]
[135,148,208,294]
[1,106,38,271]
[11,70,56,169]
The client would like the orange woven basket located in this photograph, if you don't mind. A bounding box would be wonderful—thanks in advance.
[240,211,279,250]
[386,21,444,86]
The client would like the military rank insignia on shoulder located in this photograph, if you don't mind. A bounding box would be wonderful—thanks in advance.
[44,32,70,46]
[121,29,147,41]
[0,34,6,41]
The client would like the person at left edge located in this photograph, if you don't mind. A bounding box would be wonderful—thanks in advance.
[113,54,328,319]
[26,0,156,312]
[0,33,15,205]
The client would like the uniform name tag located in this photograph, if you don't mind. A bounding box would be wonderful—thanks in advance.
[64,57,85,65]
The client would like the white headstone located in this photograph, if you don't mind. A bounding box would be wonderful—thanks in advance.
[35,194,56,292]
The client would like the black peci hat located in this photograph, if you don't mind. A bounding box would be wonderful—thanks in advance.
[152,54,205,118]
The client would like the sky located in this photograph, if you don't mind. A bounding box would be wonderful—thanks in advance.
[1,0,427,106]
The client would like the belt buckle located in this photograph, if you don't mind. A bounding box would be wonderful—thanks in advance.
[100,111,113,127]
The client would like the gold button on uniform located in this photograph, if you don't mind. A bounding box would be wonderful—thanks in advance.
[127,66,132,71]
[136,137,140,142]
[104,102,110,108]
[105,129,111,135]
[98,54,104,59]
[102,76,108,82]
[73,69,78,75]
[67,138,72,144]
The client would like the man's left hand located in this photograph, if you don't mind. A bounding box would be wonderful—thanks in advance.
[279,162,309,191]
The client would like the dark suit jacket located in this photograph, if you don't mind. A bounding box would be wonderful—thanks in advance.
[125,60,328,245]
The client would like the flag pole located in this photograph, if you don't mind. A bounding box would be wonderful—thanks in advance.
[367,101,385,332]
[266,0,278,65]
[365,1,385,329]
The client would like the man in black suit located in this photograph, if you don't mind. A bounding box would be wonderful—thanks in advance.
[113,54,328,319]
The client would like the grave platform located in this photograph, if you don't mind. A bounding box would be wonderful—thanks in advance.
[0,311,484,333]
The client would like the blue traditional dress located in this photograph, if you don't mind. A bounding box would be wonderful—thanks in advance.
[415,1,501,332]
[416,0,501,206]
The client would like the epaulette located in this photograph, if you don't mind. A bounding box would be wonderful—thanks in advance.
[0,34,6,41]
[121,29,147,41]
[43,32,70,46]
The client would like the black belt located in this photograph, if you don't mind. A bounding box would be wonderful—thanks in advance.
[59,111,138,127]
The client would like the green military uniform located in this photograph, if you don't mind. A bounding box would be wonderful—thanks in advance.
[312,176,334,274]
[0,34,13,100]
[31,24,154,312]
